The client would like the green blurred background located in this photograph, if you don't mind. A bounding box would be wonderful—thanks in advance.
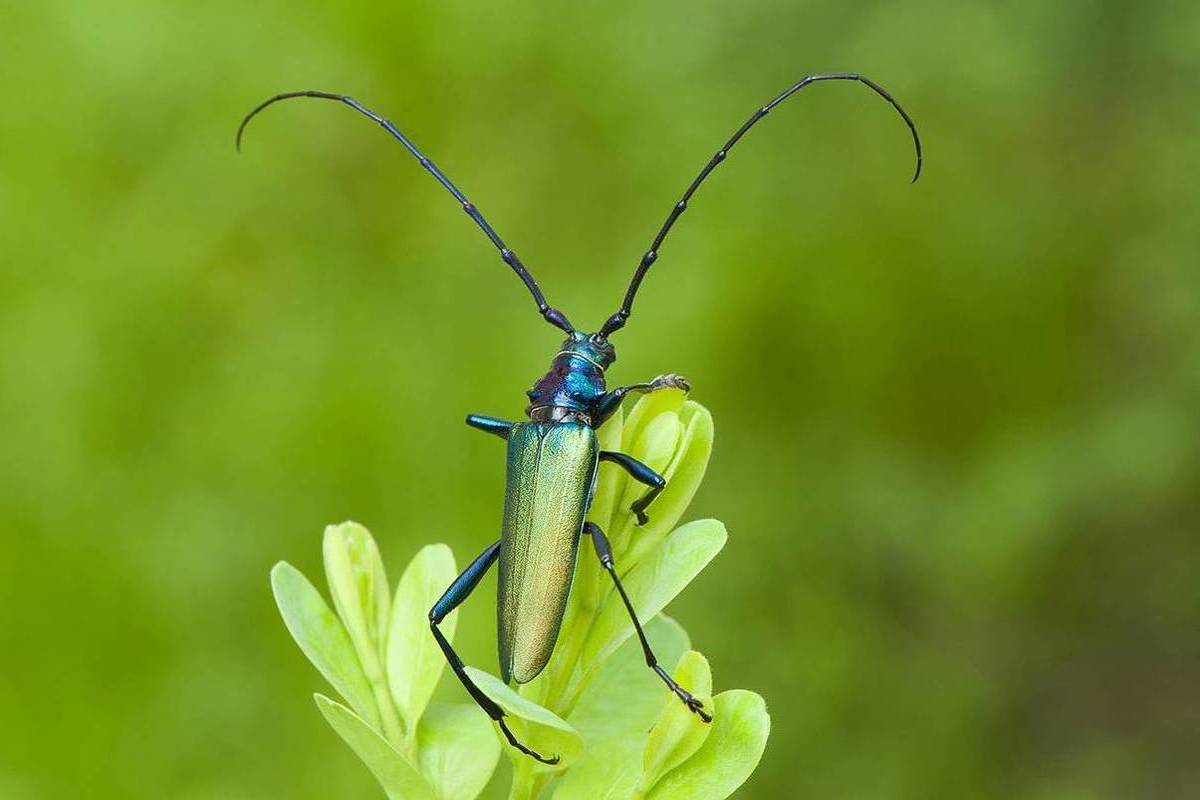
[3,1,1198,797]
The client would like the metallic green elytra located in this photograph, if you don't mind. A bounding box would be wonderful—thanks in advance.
[497,422,598,684]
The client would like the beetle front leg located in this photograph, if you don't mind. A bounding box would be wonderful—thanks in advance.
[466,414,514,440]
[584,522,712,723]
[594,373,691,427]
[429,540,560,765]
[599,451,665,525]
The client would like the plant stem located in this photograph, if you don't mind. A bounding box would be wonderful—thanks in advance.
[508,761,552,800]
[402,719,419,762]
[368,669,405,747]
[354,642,404,747]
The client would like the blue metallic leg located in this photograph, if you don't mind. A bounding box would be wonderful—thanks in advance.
[585,522,712,722]
[465,414,514,440]
[594,374,691,427]
[429,540,560,765]
[600,451,666,526]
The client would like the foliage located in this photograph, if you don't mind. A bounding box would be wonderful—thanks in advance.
[271,394,769,798]
[273,534,498,800]
[8,3,1199,796]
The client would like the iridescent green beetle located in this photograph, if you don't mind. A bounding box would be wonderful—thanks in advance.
[238,73,921,762]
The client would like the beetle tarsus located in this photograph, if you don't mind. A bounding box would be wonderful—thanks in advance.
[498,717,560,764]
[653,663,713,723]
[630,491,658,526]
[650,373,691,394]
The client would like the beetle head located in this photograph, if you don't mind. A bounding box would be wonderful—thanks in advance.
[559,330,616,369]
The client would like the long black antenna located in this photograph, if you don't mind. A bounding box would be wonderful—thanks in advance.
[598,73,922,338]
[237,91,575,334]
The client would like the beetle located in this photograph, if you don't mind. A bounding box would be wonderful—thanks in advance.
[238,73,921,763]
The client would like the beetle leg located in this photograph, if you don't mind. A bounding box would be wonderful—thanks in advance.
[429,540,560,765]
[466,414,514,440]
[584,522,712,723]
[599,451,666,525]
[593,374,690,427]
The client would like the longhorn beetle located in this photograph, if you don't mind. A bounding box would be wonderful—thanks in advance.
[238,73,922,763]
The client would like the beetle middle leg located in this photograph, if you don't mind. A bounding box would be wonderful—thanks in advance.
[599,451,666,525]
[584,521,712,723]
[429,540,560,764]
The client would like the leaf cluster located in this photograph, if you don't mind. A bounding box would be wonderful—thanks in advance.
[271,393,769,799]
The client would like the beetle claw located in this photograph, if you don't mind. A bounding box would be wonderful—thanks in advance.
[650,373,690,394]
[677,690,713,723]
[688,696,714,724]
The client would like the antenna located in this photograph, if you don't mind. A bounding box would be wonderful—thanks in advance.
[238,91,575,333]
[598,73,921,338]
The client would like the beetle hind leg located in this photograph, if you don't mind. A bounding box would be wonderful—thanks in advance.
[429,539,560,765]
[584,522,712,723]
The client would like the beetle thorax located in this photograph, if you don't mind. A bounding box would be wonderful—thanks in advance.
[525,332,615,420]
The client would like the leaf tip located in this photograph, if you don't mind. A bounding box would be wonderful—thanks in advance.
[269,561,300,598]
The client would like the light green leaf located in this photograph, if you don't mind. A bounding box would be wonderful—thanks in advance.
[597,388,686,550]
[619,402,713,569]
[608,390,688,556]
[323,522,391,670]
[464,667,583,771]
[270,562,380,728]
[553,616,691,800]
[314,694,437,800]
[589,404,627,532]
[644,690,770,800]
[640,651,714,791]
[387,544,457,732]
[621,389,688,454]
[632,407,685,479]
[570,615,692,740]
[582,519,727,669]
[417,703,501,800]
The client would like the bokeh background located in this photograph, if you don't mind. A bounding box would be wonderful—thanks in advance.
[3,1,1198,797]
